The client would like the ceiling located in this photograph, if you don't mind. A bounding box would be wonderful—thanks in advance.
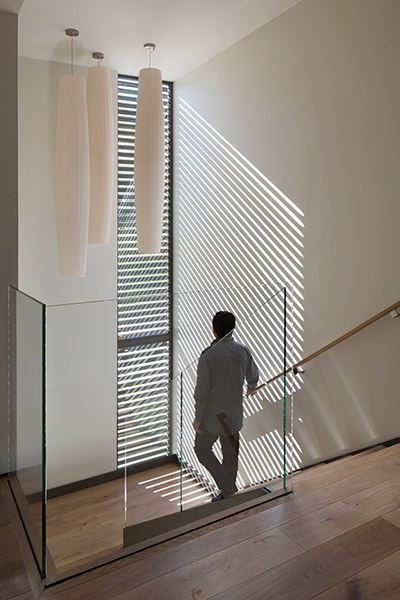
[17,0,303,81]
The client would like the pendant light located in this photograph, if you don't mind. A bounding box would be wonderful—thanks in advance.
[55,28,90,277]
[87,52,114,244]
[134,43,165,254]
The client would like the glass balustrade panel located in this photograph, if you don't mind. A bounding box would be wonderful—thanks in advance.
[8,286,46,578]
[123,283,294,543]
[176,284,293,513]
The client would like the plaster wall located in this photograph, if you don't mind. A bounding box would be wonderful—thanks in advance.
[173,0,400,466]
[0,11,18,474]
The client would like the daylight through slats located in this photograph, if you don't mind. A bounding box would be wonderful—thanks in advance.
[117,75,172,468]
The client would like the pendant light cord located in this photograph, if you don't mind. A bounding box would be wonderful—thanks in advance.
[65,29,79,75]
[144,43,156,69]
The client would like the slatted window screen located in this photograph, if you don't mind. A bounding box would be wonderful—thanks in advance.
[117,75,172,468]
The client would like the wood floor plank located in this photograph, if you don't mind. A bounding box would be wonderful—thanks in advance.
[295,444,400,491]
[43,509,291,599]
[1,481,42,600]
[0,525,21,568]
[290,446,386,487]
[0,486,32,600]
[41,464,211,571]
[0,498,10,527]
[47,519,121,571]
[293,454,400,502]
[383,507,400,529]
[0,562,31,600]
[280,474,400,550]
[208,518,400,600]
[79,528,303,600]
[312,549,400,600]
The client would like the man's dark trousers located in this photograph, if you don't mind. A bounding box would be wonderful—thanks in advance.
[195,429,239,498]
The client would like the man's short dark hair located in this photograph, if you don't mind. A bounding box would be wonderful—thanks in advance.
[213,311,236,339]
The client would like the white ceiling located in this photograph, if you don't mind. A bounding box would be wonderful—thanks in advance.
[17,0,302,81]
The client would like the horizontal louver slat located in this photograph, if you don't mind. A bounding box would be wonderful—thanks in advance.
[117,75,171,469]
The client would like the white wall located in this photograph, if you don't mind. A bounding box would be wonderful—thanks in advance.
[0,11,18,474]
[294,314,400,464]
[16,292,43,474]
[173,0,400,467]
[46,300,117,488]
[18,57,118,486]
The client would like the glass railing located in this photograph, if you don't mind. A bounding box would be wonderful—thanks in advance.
[7,287,119,581]
[123,283,295,545]
[8,286,46,578]
[44,296,118,576]
[7,283,294,581]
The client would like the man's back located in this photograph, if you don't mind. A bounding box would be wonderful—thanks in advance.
[194,333,259,435]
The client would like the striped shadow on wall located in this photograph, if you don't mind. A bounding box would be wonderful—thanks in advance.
[174,97,305,492]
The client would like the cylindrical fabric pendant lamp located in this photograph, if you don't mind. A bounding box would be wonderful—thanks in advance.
[134,44,165,254]
[55,29,90,278]
[55,73,90,277]
[87,56,114,244]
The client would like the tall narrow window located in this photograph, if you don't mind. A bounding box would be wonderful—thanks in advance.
[117,75,172,469]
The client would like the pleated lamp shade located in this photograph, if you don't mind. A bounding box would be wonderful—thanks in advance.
[87,65,114,244]
[134,67,165,254]
[55,75,90,278]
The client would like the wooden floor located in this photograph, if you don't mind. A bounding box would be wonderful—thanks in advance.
[30,463,213,571]
[29,463,281,573]
[2,442,400,599]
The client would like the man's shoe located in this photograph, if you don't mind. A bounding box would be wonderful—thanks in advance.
[211,493,224,502]
[212,490,237,502]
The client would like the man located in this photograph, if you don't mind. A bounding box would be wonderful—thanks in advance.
[193,311,259,501]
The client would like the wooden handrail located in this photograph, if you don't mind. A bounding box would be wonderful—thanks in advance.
[264,299,400,386]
